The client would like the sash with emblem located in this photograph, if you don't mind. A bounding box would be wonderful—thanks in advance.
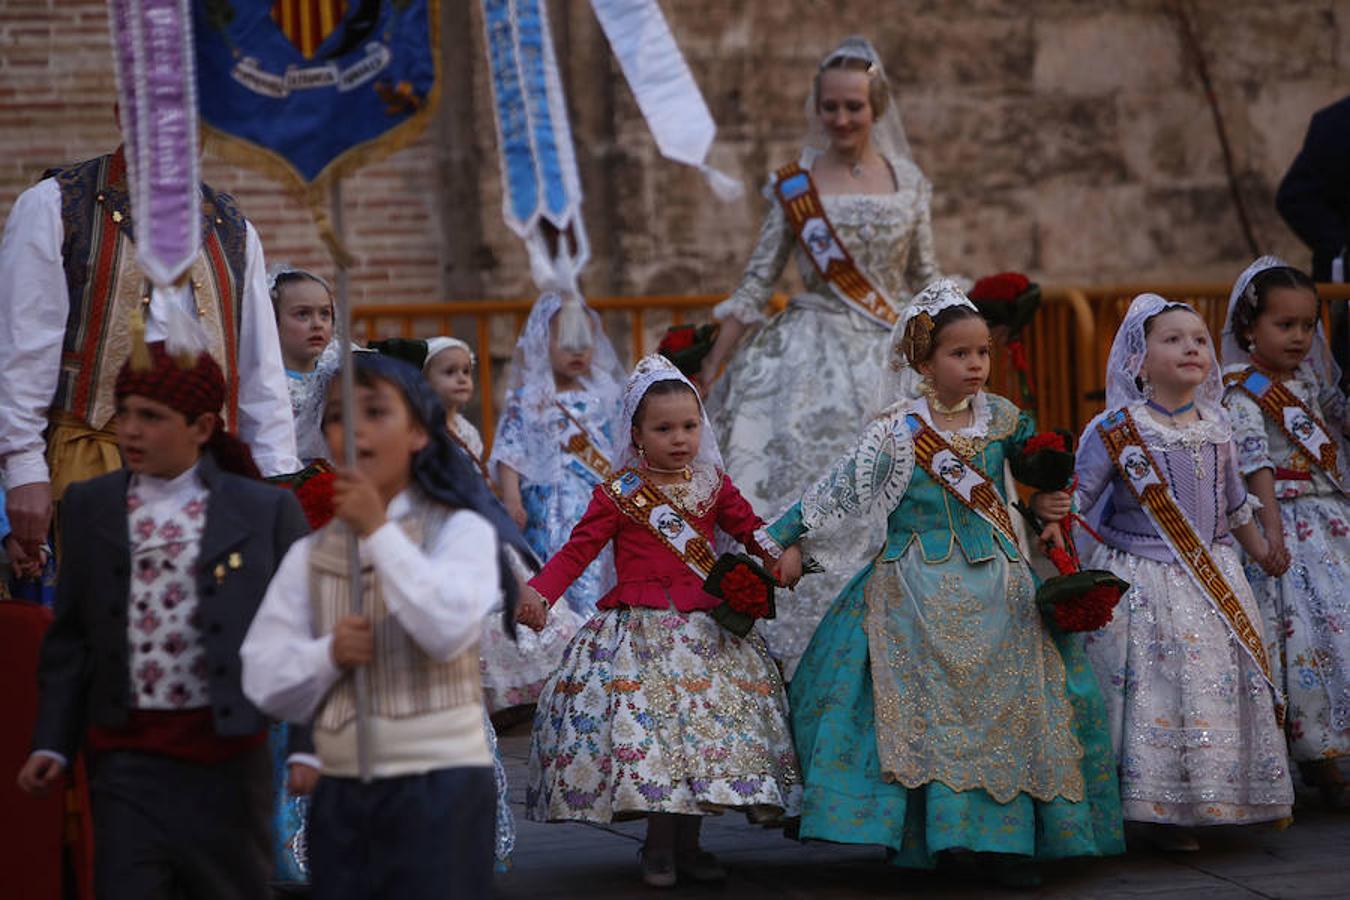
[607,468,718,579]
[1096,408,1279,702]
[773,163,898,328]
[905,414,1021,548]
[557,401,612,482]
[1224,367,1343,486]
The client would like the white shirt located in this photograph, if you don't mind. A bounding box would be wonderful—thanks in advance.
[240,490,500,775]
[0,177,301,485]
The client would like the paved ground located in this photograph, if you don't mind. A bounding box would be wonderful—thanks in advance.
[493,726,1349,899]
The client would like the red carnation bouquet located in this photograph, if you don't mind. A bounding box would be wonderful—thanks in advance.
[968,271,1041,409]
[703,552,777,638]
[1008,431,1129,632]
[1037,539,1128,633]
[658,323,720,379]
[269,460,338,530]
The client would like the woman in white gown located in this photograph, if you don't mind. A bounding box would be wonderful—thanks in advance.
[700,36,943,676]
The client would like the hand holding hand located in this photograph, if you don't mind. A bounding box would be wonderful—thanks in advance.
[1029,490,1072,524]
[4,536,43,580]
[773,544,803,589]
[332,469,387,538]
[515,587,550,632]
[287,762,320,796]
[16,753,65,797]
[330,615,374,669]
[1260,539,1291,577]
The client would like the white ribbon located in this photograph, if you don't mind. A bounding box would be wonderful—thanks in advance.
[589,0,742,200]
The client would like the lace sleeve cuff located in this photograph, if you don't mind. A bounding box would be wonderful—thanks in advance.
[714,286,770,325]
[752,526,785,560]
[1228,493,1262,529]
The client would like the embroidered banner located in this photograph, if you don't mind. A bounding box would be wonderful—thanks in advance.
[193,0,439,192]
[607,467,716,579]
[556,401,611,483]
[481,0,588,289]
[774,162,898,328]
[1096,408,1279,701]
[108,0,201,286]
[905,414,1020,548]
[1225,367,1343,485]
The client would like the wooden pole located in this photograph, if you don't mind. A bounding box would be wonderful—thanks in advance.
[331,179,373,783]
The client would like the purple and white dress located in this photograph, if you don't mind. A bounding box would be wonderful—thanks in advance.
[1075,406,1293,826]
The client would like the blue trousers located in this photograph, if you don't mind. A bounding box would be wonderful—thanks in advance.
[310,765,495,900]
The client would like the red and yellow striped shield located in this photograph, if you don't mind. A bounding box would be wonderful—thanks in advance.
[271,0,347,59]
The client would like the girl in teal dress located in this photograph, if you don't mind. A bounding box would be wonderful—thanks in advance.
[771,280,1124,886]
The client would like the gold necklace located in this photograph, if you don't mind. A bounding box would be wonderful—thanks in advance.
[929,395,972,415]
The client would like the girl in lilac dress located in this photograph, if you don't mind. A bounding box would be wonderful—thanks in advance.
[1074,294,1293,850]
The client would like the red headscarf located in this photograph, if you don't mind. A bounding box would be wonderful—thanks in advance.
[114,342,262,479]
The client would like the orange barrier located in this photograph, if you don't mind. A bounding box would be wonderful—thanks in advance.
[352,283,1350,452]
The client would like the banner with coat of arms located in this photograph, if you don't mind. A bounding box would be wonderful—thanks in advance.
[193,0,440,199]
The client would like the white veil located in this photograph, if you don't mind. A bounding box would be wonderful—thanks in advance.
[487,291,626,484]
[612,354,724,473]
[801,35,911,169]
[1221,255,1340,386]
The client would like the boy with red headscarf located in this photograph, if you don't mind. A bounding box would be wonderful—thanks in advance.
[16,322,309,900]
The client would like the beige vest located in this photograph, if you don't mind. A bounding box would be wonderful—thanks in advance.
[308,504,482,732]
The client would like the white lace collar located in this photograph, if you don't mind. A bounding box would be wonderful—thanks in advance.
[907,391,993,439]
[650,460,722,518]
[1129,401,1232,446]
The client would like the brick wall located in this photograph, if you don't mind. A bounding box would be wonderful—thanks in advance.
[1,1,1347,309]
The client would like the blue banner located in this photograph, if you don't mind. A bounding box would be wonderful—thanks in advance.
[194,0,439,187]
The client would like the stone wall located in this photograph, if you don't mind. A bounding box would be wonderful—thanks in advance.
[1,0,1346,308]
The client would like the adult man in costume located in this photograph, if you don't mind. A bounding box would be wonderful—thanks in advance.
[0,145,300,562]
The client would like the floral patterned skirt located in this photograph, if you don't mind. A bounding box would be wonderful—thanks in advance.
[1083,545,1294,825]
[1243,494,1350,762]
[525,606,802,823]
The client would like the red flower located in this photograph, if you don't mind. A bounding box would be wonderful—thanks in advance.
[721,565,770,619]
[1051,585,1121,633]
[659,326,697,354]
[1024,432,1068,455]
[295,471,337,530]
[969,272,1031,303]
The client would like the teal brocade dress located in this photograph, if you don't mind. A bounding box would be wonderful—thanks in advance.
[767,395,1123,867]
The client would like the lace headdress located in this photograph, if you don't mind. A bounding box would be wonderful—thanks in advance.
[488,291,625,484]
[1222,255,1338,385]
[872,278,978,415]
[801,35,911,169]
[1103,293,1224,414]
[612,354,724,473]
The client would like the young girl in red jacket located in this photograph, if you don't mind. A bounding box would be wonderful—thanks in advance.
[517,354,801,889]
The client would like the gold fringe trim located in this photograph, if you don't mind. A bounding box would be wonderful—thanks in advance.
[200,0,442,271]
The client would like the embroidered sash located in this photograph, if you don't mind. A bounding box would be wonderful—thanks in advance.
[905,414,1021,548]
[1224,367,1343,486]
[607,467,717,579]
[773,162,898,328]
[556,401,611,482]
[1096,408,1278,696]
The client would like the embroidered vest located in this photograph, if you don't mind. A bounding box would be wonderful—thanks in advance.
[48,151,246,430]
[307,507,482,732]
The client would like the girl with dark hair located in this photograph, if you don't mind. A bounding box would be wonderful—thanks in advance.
[521,355,800,889]
[1222,257,1350,807]
[241,353,534,899]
